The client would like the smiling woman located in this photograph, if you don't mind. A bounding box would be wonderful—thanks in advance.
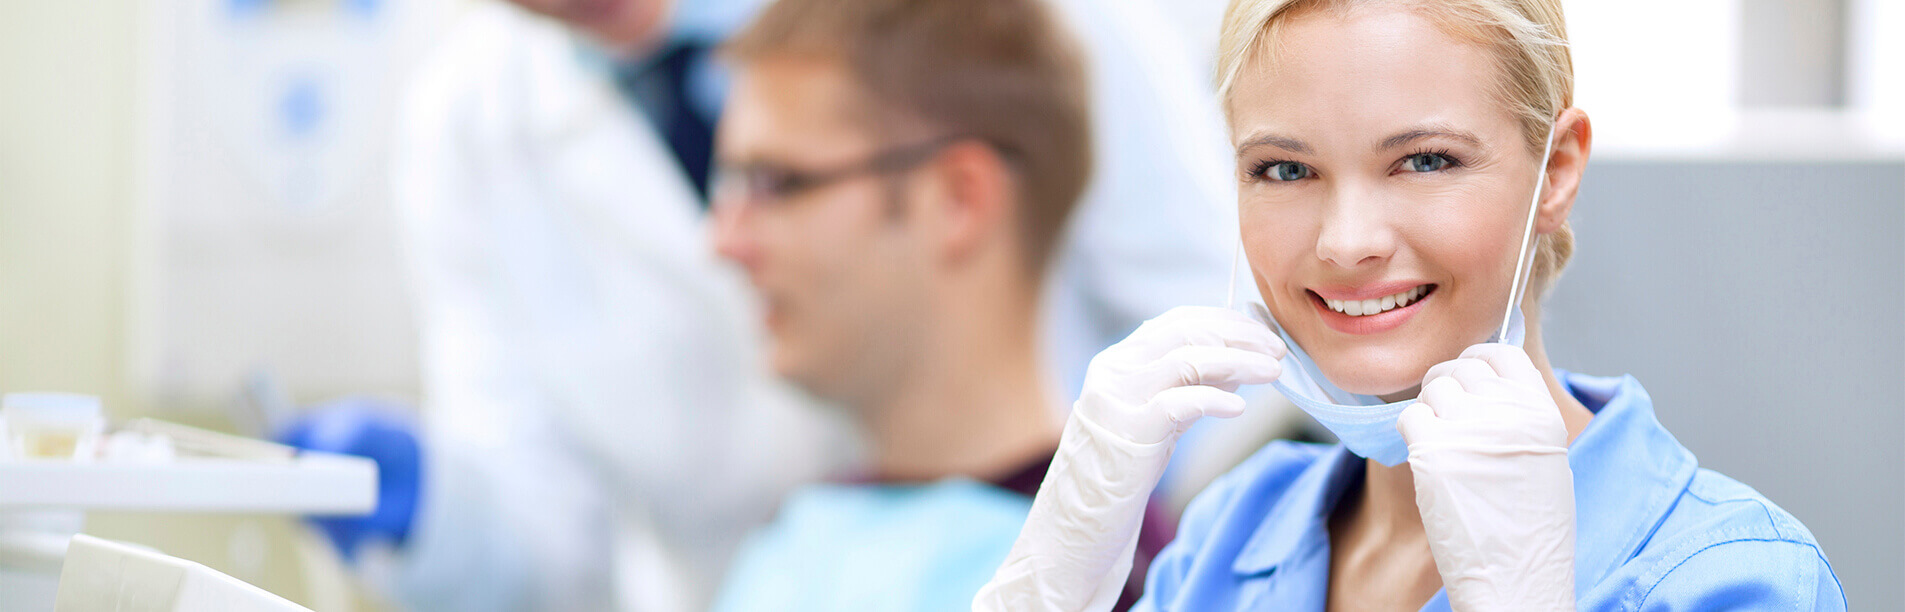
[976,0,1848,610]
[1143,1,1843,609]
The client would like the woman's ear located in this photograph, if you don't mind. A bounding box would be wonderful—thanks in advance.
[1537,108,1592,235]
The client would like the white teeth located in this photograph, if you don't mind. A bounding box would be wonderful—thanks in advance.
[1324,285,1430,317]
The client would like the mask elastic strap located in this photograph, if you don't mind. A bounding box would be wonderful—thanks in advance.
[1225,237,1242,310]
[1497,124,1561,341]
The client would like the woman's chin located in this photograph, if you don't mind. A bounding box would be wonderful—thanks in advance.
[1313,355,1426,399]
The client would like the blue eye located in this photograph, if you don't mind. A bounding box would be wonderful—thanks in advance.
[1401,152,1455,173]
[1262,161,1312,181]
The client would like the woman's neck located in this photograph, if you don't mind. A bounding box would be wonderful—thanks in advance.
[1348,458,1428,540]
[1327,460,1440,610]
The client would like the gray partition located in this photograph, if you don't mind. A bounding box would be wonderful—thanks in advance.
[1545,160,1905,606]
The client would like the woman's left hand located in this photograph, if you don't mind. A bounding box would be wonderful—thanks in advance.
[1398,343,1577,612]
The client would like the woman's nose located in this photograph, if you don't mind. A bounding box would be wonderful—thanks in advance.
[1314,187,1398,268]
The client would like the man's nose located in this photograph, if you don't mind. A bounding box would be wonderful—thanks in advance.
[710,198,758,270]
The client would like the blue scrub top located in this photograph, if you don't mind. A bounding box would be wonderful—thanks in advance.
[1138,371,1846,611]
[712,479,1030,612]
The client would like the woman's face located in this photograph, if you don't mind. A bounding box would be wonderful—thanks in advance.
[1230,7,1548,398]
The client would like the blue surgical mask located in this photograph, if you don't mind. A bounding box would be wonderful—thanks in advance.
[1228,123,1559,466]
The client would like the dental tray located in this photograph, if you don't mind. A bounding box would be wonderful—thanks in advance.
[0,419,374,514]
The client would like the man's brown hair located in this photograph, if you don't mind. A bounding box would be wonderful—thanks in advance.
[722,0,1093,275]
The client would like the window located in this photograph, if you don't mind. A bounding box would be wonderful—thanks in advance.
[1566,0,1905,158]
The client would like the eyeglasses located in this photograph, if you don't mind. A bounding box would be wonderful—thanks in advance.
[711,135,968,210]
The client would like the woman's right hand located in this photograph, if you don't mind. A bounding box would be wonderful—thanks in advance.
[1075,306,1287,445]
[975,306,1284,611]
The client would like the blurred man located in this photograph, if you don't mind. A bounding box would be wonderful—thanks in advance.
[283,0,1241,609]
[285,1,847,611]
[707,1,1172,609]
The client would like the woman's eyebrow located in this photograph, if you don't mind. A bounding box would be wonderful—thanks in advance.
[1235,132,1313,156]
[1379,125,1485,151]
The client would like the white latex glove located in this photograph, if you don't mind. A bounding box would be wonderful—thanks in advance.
[974,306,1284,612]
[1397,343,1576,612]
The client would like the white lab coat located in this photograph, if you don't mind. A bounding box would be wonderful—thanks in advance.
[382,5,848,611]
[1037,0,1238,398]
[378,0,1245,610]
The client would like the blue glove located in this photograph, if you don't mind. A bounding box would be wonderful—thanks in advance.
[276,397,423,563]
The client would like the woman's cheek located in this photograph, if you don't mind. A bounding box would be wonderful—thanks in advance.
[1242,222,1312,288]
[1412,186,1521,264]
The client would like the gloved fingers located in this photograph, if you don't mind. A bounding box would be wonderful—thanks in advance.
[279,398,416,453]
[1141,305,1258,328]
[1416,375,1489,420]
[1238,304,1294,357]
[1161,318,1285,358]
[1458,343,1544,387]
[1421,358,1459,386]
[1149,385,1248,429]
[1420,356,1500,391]
[293,413,370,454]
[1144,345,1282,395]
[1122,314,1285,362]
[1396,400,1442,444]
[1128,306,1255,349]
[1442,358,1523,398]
[1454,345,1559,423]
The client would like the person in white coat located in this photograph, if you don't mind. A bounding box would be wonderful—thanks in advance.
[350,3,846,611]
[279,0,1248,610]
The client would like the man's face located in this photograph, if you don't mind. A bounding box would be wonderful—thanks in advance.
[712,56,933,405]
[505,0,674,52]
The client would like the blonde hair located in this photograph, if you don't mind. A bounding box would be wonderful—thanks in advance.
[1216,0,1576,298]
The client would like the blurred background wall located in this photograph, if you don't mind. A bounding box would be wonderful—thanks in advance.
[2,1,452,608]
[1549,159,1904,608]
[1,2,141,420]
[2,0,1900,608]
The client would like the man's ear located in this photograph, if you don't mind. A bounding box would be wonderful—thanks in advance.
[1537,108,1592,235]
[928,139,1015,265]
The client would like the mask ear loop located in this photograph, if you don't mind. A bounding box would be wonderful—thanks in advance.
[1225,237,1242,310]
[1497,123,1561,341]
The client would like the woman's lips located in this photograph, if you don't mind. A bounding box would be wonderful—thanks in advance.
[1309,284,1436,335]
